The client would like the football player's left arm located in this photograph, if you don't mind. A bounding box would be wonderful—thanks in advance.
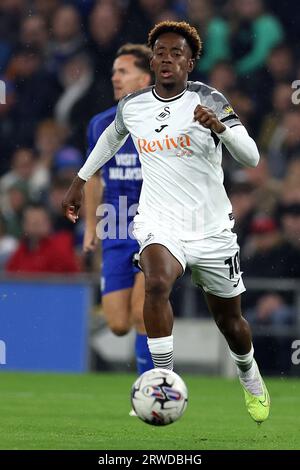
[215,124,260,168]
[194,105,260,168]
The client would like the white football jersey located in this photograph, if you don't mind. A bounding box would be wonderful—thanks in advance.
[115,81,242,240]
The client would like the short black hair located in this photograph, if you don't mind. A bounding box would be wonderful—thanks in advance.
[116,43,152,76]
[148,21,202,60]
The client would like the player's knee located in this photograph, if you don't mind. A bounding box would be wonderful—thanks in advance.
[111,326,130,336]
[108,320,130,337]
[144,274,172,299]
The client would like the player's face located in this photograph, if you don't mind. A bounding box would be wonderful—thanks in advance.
[112,55,150,101]
[151,33,194,89]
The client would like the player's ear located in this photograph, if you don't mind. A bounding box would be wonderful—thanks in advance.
[188,58,195,73]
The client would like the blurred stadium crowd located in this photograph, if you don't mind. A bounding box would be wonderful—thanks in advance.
[0,0,300,334]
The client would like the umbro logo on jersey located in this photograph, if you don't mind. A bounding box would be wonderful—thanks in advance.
[156,106,171,121]
[155,124,168,133]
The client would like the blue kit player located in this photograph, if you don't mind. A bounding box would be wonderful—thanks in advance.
[84,44,154,389]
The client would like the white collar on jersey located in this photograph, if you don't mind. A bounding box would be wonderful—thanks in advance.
[152,86,187,102]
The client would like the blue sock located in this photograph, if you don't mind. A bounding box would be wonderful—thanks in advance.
[135,333,154,375]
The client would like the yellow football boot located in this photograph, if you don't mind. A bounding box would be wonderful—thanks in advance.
[240,361,270,424]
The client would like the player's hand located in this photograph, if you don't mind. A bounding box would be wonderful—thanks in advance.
[83,229,98,252]
[62,175,85,223]
[194,105,226,133]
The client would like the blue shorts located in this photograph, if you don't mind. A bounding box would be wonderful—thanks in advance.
[101,239,140,295]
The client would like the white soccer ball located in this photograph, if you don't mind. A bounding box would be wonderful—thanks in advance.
[131,368,188,426]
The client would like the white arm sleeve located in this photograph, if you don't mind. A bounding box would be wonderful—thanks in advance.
[78,121,129,181]
[215,125,260,168]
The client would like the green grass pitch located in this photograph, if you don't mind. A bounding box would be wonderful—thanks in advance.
[0,372,299,450]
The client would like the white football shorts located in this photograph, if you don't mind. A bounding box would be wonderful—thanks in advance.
[133,220,246,299]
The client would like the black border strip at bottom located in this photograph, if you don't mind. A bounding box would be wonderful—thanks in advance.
[0,450,298,465]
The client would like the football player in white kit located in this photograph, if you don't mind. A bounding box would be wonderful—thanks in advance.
[63,21,270,424]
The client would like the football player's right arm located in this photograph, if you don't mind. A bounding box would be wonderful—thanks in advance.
[62,121,129,223]
[83,116,105,252]
[83,174,103,252]
[78,121,129,182]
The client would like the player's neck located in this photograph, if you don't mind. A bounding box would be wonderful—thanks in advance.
[154,82,187,99]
